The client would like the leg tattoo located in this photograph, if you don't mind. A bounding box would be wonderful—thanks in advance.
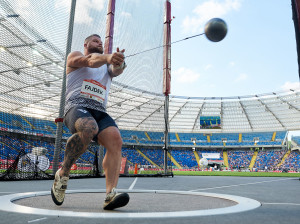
[61,117,98,176]
[63,133,85,173]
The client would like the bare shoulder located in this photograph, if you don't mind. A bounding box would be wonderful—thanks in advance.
[66,51,85,74]
[68,51,84,59]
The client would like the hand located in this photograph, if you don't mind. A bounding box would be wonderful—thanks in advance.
[108,47,125,68]
[116,47,125,54]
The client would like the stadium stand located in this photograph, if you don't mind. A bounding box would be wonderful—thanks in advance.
[139,148,164,168]
[254,149,286,170]
[227,150,254,169]
[121,148,150,166]
[1,111,299,176]
[170,150,198,168]
[0,112,289,148]
[1,131,299,173]
[280,150,300,171]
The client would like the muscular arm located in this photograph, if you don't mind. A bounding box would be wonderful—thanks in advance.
[67,51,109,69]
[66,50,126,76]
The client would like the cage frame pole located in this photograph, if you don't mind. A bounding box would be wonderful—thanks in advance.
[104,0,115,54]
[91,0,117,176]
[163,0,172,175]
[164,95,170,174]
[53,0,76,175]
[292,0,300,80]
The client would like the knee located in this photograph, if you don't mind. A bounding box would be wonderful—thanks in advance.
[80,127,98,143]
[75,118,99,144]
[111,134,123,150]
[100,131,123,152]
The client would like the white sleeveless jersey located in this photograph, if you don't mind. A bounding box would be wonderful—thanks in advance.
[64,65,112,115]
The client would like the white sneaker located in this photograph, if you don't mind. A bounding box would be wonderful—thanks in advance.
[51,168,69,206]
[103,188,129,210]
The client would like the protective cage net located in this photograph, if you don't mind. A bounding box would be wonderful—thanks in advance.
[0,0,172,180]
[0,132,100,180]
[110,88,173,176]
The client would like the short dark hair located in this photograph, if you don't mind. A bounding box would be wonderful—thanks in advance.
[84,34,101,43]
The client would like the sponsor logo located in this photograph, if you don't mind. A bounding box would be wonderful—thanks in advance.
[78,109,88,114]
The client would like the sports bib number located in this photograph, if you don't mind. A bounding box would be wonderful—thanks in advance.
[80,79,106,103]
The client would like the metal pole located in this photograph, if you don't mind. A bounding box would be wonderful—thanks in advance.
[163,0,171,96]
[163,0,171,175]
[53,0,76,175]
[92,0,116,176]
[98,146,104,175]
[292,0,300,80]
[104,0,116,54]
[164,95,169,174]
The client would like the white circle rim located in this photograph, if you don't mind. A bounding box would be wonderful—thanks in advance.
[0,189,261,218]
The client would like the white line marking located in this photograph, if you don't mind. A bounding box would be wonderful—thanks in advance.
[28,217,47,223]
[128,177,138,190]
[190,178,298,192]
[0,189,261,218]
[262,203,300,206]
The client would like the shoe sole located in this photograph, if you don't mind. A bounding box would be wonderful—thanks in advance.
[103,193,130,210]
[51,186,64,206]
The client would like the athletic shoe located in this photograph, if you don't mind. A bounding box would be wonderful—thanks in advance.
[103,188,130,210]
[51,168,69,206]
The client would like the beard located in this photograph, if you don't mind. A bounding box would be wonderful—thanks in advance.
[88,46,103,54]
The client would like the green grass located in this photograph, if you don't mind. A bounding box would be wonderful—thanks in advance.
[128,170,163,175]
[128,170,300,177]
[172,170,300,177]
[2,169,300,177]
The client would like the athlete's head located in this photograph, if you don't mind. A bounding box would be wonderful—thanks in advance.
[84,34,103,54]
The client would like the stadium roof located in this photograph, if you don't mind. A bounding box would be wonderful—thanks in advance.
[108,84,300,133]
[1,4,300,134]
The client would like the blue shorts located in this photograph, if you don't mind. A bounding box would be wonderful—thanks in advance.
[64,106,118,142]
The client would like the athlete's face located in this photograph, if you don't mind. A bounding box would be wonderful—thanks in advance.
[85,36,103,54]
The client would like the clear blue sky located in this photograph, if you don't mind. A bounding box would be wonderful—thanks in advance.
[170,0,299,98]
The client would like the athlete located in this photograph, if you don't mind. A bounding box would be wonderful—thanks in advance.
[51,34,129,210]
